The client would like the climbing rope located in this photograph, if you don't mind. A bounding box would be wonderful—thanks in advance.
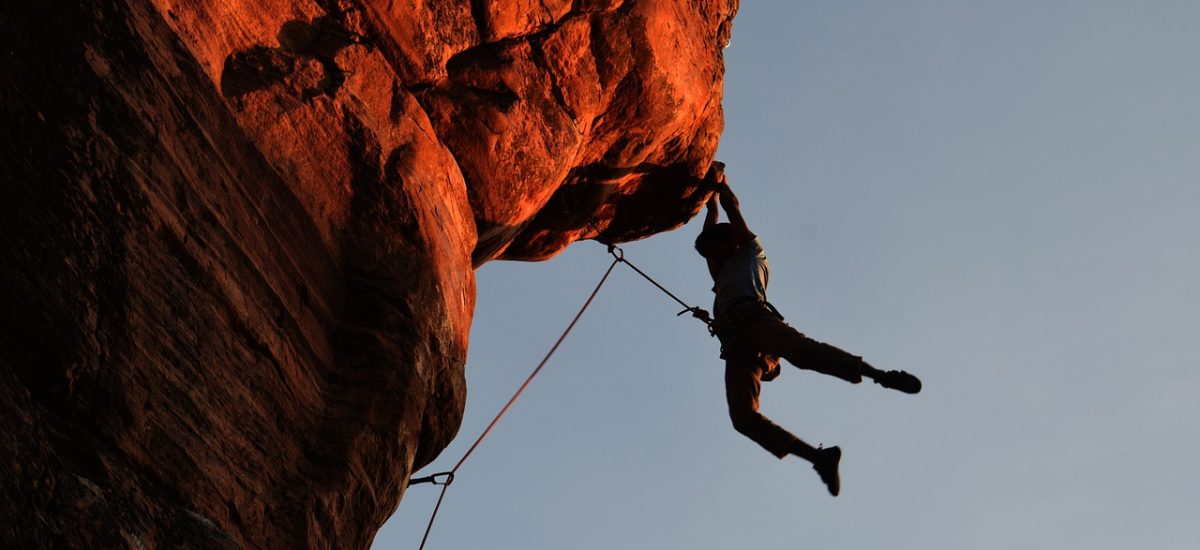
[605,244,714,328]
[410,252,619,549]
[408,244,710,548]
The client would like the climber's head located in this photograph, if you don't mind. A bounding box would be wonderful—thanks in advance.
[695,223,736,262]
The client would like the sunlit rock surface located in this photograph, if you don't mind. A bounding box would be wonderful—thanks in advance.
[0,0,735,547]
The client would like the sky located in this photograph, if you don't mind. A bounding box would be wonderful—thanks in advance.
[374,2,1200,548]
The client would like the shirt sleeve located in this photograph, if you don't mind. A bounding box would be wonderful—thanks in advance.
[748,236,766,258]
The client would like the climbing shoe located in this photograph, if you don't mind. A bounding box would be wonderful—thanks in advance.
[812,446,842,497]
[873,370,922,394]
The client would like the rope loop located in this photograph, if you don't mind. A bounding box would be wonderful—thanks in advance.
[607,243,625,261]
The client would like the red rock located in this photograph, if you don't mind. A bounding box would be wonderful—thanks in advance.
[0,0,736,547]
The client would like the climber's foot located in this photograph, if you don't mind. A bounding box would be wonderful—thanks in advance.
[812,446,841,497]
[873,370,922,394]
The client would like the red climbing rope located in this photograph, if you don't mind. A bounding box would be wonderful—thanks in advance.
[412,254,621,549]
[409,244,713,548]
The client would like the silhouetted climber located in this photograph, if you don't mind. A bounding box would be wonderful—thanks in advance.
[694,162,921,496]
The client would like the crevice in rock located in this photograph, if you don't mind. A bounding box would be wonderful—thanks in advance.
[468,0,490,43]
[442,44,521,111]
[444,6,615,75]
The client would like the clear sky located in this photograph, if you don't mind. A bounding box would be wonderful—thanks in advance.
[375,2,1200,548]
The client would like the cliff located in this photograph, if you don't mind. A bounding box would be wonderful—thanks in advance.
[0,0,735,547]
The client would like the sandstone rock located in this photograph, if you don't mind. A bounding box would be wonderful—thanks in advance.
[0,0,736,547]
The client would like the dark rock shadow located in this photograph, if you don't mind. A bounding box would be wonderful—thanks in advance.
[471,161,707,263]
[220,13,371,102]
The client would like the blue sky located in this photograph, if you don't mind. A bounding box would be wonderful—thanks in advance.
[375,2,1200,548]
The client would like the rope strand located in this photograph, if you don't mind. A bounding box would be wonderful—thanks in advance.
[410,244,710,548]
[413,256,620,549]
[608,245,713,326]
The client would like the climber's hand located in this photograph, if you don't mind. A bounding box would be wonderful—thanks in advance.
[715,178,739,210]
[704,161,726,187]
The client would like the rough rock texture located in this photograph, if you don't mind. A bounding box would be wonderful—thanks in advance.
[0,0,735,547]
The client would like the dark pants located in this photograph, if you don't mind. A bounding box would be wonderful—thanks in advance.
[722,314,865,460]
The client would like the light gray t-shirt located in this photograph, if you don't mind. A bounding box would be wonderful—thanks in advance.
[712,236,770,320]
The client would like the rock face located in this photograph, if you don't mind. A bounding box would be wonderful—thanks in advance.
[0,0,735,547]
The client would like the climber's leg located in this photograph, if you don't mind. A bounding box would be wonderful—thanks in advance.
[744,316,868,384]
[745,316,922,393]
[724,355,818,462]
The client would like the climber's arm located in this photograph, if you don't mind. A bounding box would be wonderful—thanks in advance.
[704,192,719,227]
[701,163,724,281]
[702,161,725,230]
[703,197,722,282]
[715,179,756,246]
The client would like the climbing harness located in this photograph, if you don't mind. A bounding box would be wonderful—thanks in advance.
[408,243,710,549]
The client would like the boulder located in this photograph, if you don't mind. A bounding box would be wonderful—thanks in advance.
[0,0,736,547]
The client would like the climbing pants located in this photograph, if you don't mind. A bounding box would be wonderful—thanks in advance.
[722,313,865,459]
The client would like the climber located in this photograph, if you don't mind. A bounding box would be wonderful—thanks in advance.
[694,162,921,497]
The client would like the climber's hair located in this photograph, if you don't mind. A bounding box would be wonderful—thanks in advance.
[695,223,734,257]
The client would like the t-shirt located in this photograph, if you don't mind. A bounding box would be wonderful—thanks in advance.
[712,236,770,321]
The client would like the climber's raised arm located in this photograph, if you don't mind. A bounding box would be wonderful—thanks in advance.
[714,175,755,247]
[702,161,726,229]
[704,190,720,228]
